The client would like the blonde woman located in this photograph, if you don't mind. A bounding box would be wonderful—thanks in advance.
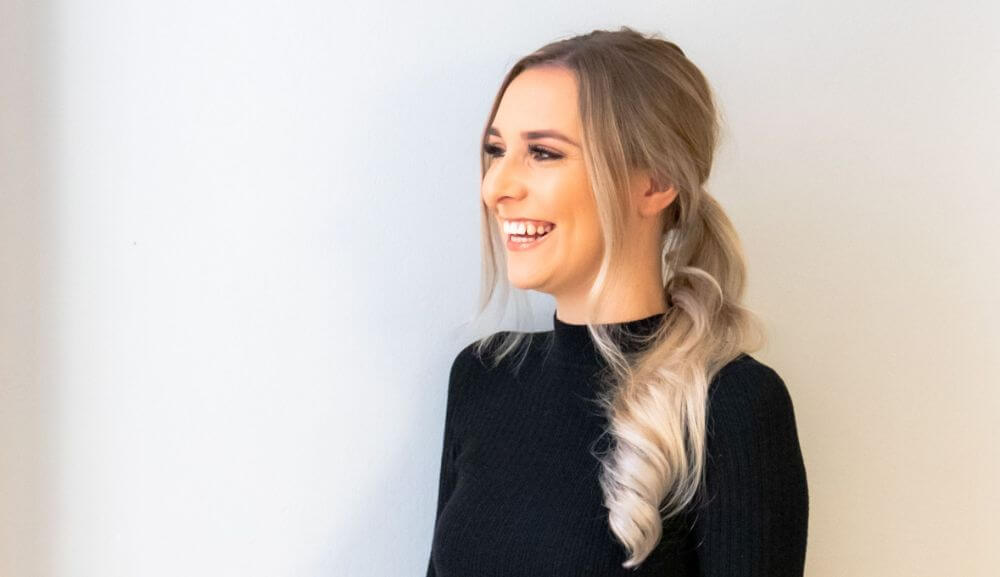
[427,27,808,576]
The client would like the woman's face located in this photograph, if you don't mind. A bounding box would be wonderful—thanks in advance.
[481,66,603,297]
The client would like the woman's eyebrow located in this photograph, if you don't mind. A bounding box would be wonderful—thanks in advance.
[487,126,580,148]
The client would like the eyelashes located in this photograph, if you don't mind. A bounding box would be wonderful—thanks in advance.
[483,143,562,161]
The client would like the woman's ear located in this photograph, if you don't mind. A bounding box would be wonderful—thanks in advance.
[634,172,678,218]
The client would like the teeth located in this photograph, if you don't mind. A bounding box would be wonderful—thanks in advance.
[503,220,554,236]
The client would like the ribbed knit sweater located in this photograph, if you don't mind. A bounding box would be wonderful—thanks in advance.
[426,310,809,576]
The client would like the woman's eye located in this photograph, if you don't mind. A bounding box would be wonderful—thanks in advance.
[483,143,561,161]
[483,143,504,157]
[531,146,560,161]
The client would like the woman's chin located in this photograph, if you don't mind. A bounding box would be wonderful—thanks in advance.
[507,269,548,291]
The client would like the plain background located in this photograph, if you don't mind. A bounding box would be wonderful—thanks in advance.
[2,1,998,576]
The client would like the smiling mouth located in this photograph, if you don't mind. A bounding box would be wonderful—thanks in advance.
[507,227,553,242]
[504,224,555,251]
[500,219,555,237]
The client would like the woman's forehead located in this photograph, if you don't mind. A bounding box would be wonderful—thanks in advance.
[492,67,581,141]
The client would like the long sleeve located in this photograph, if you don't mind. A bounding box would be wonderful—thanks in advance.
[691,359,809,577]
[426,344,475,577]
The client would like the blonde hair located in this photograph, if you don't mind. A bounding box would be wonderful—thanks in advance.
[468,26,766,568]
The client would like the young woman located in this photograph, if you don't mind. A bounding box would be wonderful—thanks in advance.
[427,26,809,577]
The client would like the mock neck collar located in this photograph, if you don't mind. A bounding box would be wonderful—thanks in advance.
[546,309,667,367]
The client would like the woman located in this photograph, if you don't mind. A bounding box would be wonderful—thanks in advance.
[427,26,808,576]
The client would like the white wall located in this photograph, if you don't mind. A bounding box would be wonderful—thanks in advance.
[1,1,997,576]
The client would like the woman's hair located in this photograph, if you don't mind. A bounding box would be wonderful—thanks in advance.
[469,26,766,568]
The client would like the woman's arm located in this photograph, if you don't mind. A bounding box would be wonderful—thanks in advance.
[425,344,476,577]
[691,358,810,576]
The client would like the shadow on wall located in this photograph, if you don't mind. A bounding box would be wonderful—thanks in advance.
[0,1,55,575]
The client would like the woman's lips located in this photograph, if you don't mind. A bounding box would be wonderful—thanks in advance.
[505,225,555,252]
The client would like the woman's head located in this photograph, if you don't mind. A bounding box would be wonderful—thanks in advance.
[478,27,720,322]
[470,27,765,569]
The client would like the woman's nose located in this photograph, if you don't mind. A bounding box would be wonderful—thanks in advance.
[482,158,527,209]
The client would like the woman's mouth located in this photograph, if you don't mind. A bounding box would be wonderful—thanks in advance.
[504,221,555,252]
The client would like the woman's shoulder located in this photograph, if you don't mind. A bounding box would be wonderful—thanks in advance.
[707,353,799,429]
[448,338,486,386]
[444,331,524,418]
[451,329,543,371]
[446,331,511,388]
[450,330,510,369]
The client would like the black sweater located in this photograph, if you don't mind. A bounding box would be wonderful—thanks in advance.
[426,311,809,576]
